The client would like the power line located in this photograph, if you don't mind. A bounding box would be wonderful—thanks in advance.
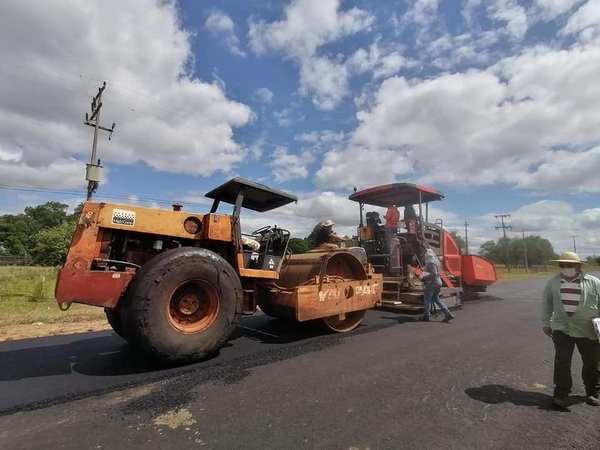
[0,183,207,208]
[521,230,529,272]
[494,214,512,239]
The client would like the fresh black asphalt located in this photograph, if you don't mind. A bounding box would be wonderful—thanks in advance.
[0,276,598,449]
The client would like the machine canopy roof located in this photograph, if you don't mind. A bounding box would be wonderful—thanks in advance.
[348,183,444,207]
[205,177,297,212]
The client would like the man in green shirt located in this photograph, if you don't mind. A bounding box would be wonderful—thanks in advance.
[542,251,600,408]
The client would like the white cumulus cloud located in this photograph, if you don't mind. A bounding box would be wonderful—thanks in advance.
[0,0,252,189]
[248,0,374,109]
[205,11,246,57]
[532,0,581,21]
[497,200,600,257]
[255,87,274,104]
[487,0,529,40]
[270,147,314,182]
[315,41,600,193]
[562,0,600,42]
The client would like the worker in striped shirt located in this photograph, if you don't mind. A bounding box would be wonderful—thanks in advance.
[542,251,600,409]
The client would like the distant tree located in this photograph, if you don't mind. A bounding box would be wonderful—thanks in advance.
[520,235,556,266]
[0,214,31,256]
[71,203,84,218]
[449,231,466,253]
[0,201,71,263]
[31,221,76,265]
[287,237,311,254]
[586,255,600,265]
[479,235,556,266]
[24,202,69,230]
[480,240,501,262]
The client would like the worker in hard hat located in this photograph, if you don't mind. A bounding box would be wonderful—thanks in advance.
[542,251,600,409]
[308,219,343,250]
[420,248,454,323]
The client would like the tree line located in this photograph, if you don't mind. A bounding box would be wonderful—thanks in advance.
[479,236,557,267]
[290,229,563,268]
[0,202,79,266]
[1,201,596,267]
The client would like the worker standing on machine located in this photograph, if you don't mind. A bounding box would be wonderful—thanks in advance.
[385,205,400,233]
[308,220,344,250]
[404,205,417,234]
[420,248,454,323]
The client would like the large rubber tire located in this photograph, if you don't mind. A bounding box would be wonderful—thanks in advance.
[104,307,125,339]
[123,247,242,364]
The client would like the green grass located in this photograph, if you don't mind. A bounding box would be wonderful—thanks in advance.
[2,264,598,328]
[495,265,600,283]
[0,266,105,327]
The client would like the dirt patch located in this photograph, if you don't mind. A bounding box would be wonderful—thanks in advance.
[153,408,197,429]
[0,319,110,342]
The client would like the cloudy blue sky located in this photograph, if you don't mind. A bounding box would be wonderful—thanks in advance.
[1,0,599,254]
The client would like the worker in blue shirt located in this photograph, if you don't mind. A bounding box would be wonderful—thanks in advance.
[420,248,454,322]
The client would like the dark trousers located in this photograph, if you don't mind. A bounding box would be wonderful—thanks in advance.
[552,331,600,397]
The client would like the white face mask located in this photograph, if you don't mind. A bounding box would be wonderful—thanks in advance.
[560,267,577,278]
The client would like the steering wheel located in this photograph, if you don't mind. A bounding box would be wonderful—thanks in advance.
[251,225,272,236]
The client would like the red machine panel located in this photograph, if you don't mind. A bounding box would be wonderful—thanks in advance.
[442,231,461,277]
[461,255,497,286]
[55,269,134,308]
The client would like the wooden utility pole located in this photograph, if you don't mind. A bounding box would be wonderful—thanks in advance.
[522,230,529,272]
[84,82,116,200]
[495,214,512,272]
[571,235,578,254]
[464,220,469,255]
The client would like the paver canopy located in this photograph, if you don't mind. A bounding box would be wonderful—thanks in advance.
[349,183,444,207]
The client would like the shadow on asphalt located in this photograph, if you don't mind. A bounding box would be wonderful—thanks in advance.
[0,312,412,382]
[0,335,164,381]
[465,384,586,411]
[237,315,416,344]
[460,294,504,304]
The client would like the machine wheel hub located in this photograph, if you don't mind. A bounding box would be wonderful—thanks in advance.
[177,294,201,315]
[167,281,219,334]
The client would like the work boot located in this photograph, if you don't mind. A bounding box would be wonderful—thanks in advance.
[552,396,569,410]
[442,312,454,323]
[585,394,600,406]
[418,316,430,322]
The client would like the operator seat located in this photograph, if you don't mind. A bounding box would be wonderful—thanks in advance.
[242,235,261,252]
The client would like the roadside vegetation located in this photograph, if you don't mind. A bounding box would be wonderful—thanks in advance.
[0,266,106,340]
[496,264,600,282]
[2,201,598,341]
[0,201,80,265]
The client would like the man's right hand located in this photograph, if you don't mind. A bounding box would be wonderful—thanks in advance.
[543,326,553,337]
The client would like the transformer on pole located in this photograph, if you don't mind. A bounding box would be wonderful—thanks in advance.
[84,81,116,200]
